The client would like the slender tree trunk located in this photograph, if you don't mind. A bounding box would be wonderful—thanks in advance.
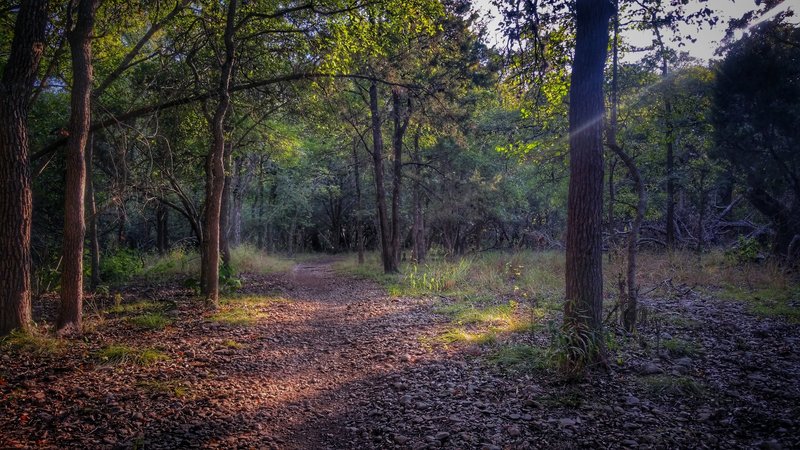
[58,0,98,335]
[200,0,237,306]
[654,28,676,249]
[0,0,47,336]
[391,87,411,267]
[563,0,613,370]
[220,138,233,268]
[156,203,169,254]
[86,133,101,290]
[352,138,365,264]
[411,132,425,263]
[369,81,396,273]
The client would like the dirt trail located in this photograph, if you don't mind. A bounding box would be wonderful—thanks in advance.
[2,260,799,449]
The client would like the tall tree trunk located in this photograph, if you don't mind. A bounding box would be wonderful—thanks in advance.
[391,87,411,267]
[369,81,396,273]
[352,138,365,264]
[654,28,676,249]
[200,0,237,306]
[58,0,98,335]
[0,0,47,336]
[411,131,425,263]
[220,138,233,268]
[86,133,101,290]
[563,0,613,370]
[608,0,645,332]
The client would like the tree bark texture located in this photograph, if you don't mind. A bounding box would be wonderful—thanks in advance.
[369,81,396,273]
[58,0,98,334]
[0,0,47,336]
[200,0,237,306]
[564,0,613,369]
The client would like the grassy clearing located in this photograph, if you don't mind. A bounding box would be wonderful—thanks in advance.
[95,344,168,366]
[0,329,65,356]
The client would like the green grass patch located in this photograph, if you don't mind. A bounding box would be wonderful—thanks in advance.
[0,329,64,356]
[488,344,551,372]
[222,339,243,349]
[136,379,189,397]
[721,285,800,322]
[439,327,497,345]
[638,374,706,397]
[661,338,701,357]
[95,344,168,366]
[106,300,161,314]
[128,312,172,330]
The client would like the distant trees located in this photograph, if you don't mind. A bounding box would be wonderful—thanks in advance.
[0,0,48,336]
[711,19,800,260]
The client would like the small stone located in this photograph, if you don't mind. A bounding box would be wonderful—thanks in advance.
[625,395,640,406]
[394,435,410,444]
[434,431,450,441]
[640,363,662,375]
[559,418,576,428]
[622,439,638,448]
[759,440,782,450]
[508,425,521,437]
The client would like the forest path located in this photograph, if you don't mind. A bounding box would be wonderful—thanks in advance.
[3,260,800,449]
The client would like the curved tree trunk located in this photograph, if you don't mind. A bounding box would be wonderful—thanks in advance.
[200,0,237,307]
[0,0,47,336]
[563,0,613,371]
[58,0,98,335]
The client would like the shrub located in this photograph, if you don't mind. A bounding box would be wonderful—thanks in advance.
[100,249,143,282]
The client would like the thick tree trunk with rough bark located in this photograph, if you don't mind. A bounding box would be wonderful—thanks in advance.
[564,0,613,370]
[0,0,47,336]
[369,81,396,273]
[58,0,98,335]
[200,0,237,306]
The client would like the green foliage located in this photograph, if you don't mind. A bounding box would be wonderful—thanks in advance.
[725,236,763,264]
[100,249,144,283]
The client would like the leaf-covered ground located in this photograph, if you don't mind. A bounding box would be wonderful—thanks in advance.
[1,260,798,449]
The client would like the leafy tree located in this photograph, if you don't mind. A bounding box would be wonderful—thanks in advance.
[711,19,800,259]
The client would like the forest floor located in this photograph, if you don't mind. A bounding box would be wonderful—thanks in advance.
[1,258,799,449]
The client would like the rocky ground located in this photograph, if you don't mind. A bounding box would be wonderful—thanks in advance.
[1,260,798,449]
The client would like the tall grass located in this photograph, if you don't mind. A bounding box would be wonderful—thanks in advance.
[140,244,293,280]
